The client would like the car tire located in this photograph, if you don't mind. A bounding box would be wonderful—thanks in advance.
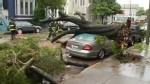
[35,28,40,33]
[17,29,23,34]
[97,49,105,59]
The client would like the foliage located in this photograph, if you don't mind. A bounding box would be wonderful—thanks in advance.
[96,35,105,45]
[111,41,124,60]
[36,0,66,17]
[133,43,148,51]
[111,42,144,63]
[95,19,101,24]
[33,7,45,25]
[0,37,65,83]
[136,8,146,16]
[34,47,65,77]
[37,0,66,10]
[91,0,122,23]
[146,9,150,16]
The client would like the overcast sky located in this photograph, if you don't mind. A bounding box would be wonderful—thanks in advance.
[116,0,149,10]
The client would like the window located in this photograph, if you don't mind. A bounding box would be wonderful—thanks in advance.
[30,2,33,14]
[75,0,77,3]
[25,2,28,14]
[17,0,35,15]
[80,0,82,6]
[20,0,23,14]
[80,0,84,6]
[83,0,85,5]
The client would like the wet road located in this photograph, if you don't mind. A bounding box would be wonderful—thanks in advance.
[61,43,150,84]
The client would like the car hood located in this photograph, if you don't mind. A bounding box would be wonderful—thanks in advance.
[33,25,42,28]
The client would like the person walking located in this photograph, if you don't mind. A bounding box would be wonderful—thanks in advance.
[8,18,17,40]
[47,22,56,40]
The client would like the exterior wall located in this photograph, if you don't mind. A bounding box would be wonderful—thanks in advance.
[7,0,35,20]
[65,0,92,21]
[8,0,15,19]
[0,0,2,14]
[121,4,139,16]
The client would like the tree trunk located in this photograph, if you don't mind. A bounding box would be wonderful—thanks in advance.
[19,57,35,71]
[29,66,57,84]
[40,10,131,49]
[101,16,104,24]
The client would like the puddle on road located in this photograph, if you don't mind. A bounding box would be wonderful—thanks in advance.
[62,65,84,80]
[114,46,150,83]
[118,63,150,82]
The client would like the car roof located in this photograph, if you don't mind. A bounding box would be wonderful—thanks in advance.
[15,21,29,23]
[63,22,77,26]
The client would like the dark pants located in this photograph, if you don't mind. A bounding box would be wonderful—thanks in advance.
[10,30,17,40]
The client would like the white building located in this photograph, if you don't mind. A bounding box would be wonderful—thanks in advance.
[64,0,92,21]
[121,4,139,16]
[114,4,147,22]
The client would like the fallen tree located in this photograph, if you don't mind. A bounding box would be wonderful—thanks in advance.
[40,10,131,48]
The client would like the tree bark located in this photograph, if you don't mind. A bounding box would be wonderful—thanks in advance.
[29,66,57,84]
[40,10,131,49]
[19,57,35,71]
[74,11,86,21]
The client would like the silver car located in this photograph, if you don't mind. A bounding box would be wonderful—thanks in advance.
[66,33,113,59]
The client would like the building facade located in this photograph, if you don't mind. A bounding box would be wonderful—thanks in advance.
[64,0,93,21]
[121,4,139,16]
[0,0,2,14]
[4,0,36,20]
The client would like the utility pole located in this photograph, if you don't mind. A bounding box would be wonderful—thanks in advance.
[146,0,150,45]
[129,0,131,16]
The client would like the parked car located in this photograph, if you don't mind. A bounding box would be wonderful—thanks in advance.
[61,22,79,31]
[141,23,147,30]
[0,15,9,32]
[130,25,145,42]
[66,33,113,59]
[15,21,42,34]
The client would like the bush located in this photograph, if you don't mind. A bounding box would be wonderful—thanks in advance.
[0,37,65,83]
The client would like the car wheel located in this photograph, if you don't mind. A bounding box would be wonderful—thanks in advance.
[36,28,40,33]
[97,49,105,59]
[17,29,22,34]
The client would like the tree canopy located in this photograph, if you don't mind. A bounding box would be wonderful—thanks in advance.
[91,0,122,23]
[136,8,146,16]
[36,0,66,10]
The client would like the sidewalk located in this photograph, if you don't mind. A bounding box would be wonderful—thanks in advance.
[60,45,150,84]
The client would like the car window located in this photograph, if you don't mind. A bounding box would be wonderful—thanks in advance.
[22,22,32,26]
[75,34,96,42]
[0,18,5,25]
[130,26,137,31]
[15,22,22,26]
[15,21,32,26]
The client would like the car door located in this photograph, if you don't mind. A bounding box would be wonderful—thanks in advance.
[0,18,8,32]
[22,22,34,32]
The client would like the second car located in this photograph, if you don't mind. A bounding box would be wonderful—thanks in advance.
[15,21,42,34]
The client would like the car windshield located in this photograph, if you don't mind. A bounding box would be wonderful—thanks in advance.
[75,34,96,42]
[15,21,32,26]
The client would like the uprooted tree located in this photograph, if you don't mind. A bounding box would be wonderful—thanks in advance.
[40,10,132,49]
